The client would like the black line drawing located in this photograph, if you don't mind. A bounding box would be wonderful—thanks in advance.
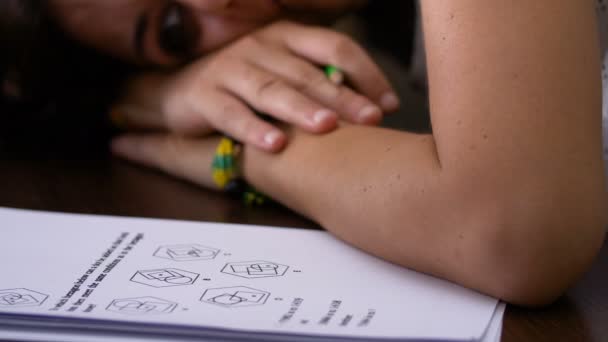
[221,261,289,279]
[106,296,177,315]
[200,286,270,308]
[130,268,200,288]
[154,244,219,261]
[0,288,48,308]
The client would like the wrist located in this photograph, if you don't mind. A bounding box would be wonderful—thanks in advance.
[241,126,321,218]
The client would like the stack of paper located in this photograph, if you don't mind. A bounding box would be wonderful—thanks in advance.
[0,208,505,341]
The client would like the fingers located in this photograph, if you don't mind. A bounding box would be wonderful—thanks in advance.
[271,21,400,113]
[110,21,398,156]
[220,62,340,133]
[110,104,217,136]
[110,106,162,132]
[189,91,287,152]
[111,134,219,189]
[110,72,216,135]
[250,48,383,125]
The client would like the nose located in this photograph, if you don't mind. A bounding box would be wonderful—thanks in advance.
[180,0,232,11]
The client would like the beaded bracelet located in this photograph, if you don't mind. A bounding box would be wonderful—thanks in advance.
[211,136,240,189]
[211,136,268,206]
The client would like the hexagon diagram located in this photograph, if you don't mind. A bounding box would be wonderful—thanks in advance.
[221,261,289,279]
[0,288,48,308]
[154,244,219,261]
[130,268,200,288]
[107,297,177,315]
[200,286,270,308]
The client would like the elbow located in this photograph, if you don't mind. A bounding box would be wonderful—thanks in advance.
[472,184,608,307]
[487,227,605,308]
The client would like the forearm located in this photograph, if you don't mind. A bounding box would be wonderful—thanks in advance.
[242,126,494,298]
[244,125,440,219]
[243,123,607,306]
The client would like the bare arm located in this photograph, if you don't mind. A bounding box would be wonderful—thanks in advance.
[242,0,608,306]
[112,0,608,306]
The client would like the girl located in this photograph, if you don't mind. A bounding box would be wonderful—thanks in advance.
[2,0,607,306]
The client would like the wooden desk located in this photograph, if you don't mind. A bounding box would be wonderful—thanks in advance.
[1,155,606,342]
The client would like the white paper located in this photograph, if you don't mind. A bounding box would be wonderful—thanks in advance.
[480,303,506,342]
[0,305,506,342]
[0,207,499,341]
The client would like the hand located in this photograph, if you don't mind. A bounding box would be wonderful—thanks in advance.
[111,133,223,190]
[110,122,346,192]
[114,20,400,152]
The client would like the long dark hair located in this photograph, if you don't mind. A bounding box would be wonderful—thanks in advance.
[0,0,132,155]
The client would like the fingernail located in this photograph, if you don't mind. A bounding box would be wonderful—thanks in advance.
[313,109,337,125]
[357,105,382,123]
[264,131,283,147]
[380,92,400,111]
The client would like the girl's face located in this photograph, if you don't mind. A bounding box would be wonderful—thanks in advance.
[50,0,367,66]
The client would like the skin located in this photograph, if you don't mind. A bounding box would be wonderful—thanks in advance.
[50,0,395,151]
[43,0,608,306]
[49,0,367,66]
[111,21,399,151]
[110,0,608,307]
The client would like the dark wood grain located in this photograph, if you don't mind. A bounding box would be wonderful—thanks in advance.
[0,154,606,342]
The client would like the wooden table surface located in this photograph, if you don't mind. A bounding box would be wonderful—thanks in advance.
[0,154,607,342]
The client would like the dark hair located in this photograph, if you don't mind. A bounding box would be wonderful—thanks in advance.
[0,0,132,155]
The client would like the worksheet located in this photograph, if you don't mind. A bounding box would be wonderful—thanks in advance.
[0,207,501,341]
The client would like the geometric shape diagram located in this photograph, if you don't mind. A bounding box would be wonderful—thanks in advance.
[221,261,289,279]
[200,286,270,308]
[153,244,220,261]
[130,268,200,288]
[0,288,48,308]
[106,296,177,315]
